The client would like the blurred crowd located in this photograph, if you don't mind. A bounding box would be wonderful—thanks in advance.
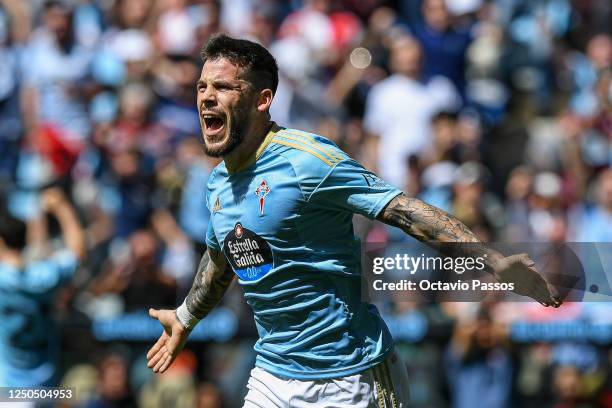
[0,0,610,407]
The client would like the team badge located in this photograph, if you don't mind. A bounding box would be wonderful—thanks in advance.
[255,179,270,215]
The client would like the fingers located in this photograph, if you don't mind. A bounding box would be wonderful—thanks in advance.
[149,308,159,320]
[147,347,166,369]
[530,267,562,308]
[146,334,165,360]
[533,273,555,307]
[158,354,174,373]
[548,283,562,308]
[522,254,535,268]
[153,350,170,373]
[528,267,562,308]
[514,254,562,308]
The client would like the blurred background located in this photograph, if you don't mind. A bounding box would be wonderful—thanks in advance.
[0,0,610,407]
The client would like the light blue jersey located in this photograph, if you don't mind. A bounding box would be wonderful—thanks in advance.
[0,249,77,386]
[205,123,402,380]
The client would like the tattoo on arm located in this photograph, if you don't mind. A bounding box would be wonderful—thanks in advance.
[184,248,234,320]
[377,194,504,273]
[378,194,480,242]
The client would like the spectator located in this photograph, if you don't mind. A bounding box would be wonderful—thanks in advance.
[84,350,137,408]
[566,34,611,117]
[572,169,612,242]
[408,0,474,97]
[87,229,177,312]
[445,308,513,408]
[106,149,156,239]
[364,34,460,189]
[196,382,223,408]
[0,188,85,387]
[22,1,93,177]
[451,161,504,240]
[0,3,25,182]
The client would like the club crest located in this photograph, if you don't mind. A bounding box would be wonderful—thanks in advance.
[255,179,271,215]
[235,222,244,238]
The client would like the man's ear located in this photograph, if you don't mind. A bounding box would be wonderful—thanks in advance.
[256,89,274,113]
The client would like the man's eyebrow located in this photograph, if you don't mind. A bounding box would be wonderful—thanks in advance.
[195,78,246,89]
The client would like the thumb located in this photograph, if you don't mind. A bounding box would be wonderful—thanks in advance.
[149,308,159,320]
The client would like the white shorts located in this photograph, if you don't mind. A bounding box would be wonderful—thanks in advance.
[243,352,410,408]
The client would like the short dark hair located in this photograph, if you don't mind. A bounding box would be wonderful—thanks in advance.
[0,207,26,250]
[200,34,279,95]
[432,110,459,123]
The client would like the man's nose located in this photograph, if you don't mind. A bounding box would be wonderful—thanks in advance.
[201,86,217,105]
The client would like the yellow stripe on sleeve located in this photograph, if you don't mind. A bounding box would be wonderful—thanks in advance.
[277,130,345,163]
[271,138,336,167]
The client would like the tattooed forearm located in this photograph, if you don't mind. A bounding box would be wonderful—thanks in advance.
[378,194,480,243]
[184,248,234,320]
[377,194,504,272]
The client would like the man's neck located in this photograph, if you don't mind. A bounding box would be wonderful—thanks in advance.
[224,120,273,173]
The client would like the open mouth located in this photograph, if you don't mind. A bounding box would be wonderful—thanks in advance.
[202,112,225,137]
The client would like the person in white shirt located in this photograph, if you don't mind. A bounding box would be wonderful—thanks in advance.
[364,35,460,190]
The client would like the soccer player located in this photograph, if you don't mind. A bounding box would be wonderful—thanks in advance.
[0,188,85,387]
[147,35,561,407]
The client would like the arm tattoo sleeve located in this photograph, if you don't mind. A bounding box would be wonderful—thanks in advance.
[377,194,480,243]
[377,194,504,273]
[176,248,234,329]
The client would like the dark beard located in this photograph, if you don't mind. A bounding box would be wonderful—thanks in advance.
[201,108,249,158]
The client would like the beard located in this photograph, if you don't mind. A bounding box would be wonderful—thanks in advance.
[200,106,250,158]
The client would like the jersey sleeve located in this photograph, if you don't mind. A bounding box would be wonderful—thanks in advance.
[308,159,402,219]
[204,185,221,251]
[205,221,221,251]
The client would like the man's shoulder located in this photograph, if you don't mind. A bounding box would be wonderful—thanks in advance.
[267,128,349,175]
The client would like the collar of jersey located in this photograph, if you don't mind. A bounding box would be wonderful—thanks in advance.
[225,121,282,174]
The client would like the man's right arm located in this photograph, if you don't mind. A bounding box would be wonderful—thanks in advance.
[147,247,233,373]
[175,247,234,329]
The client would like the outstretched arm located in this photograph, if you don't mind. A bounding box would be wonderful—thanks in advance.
[378,193,482,243]
[377,194,561,307]
[147,247,234,373]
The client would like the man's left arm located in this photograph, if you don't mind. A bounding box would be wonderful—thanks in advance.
[377,193,562,307]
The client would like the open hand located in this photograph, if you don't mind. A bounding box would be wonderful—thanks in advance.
[494,253,562,307]
[146,308,191,373]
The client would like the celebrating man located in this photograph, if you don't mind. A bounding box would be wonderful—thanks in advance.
[147,35,560,407]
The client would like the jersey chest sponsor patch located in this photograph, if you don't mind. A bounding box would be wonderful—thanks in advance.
[223,222,273,281]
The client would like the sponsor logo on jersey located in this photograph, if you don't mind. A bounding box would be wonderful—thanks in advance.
[255,179,271,215]
[223,222,273,281]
